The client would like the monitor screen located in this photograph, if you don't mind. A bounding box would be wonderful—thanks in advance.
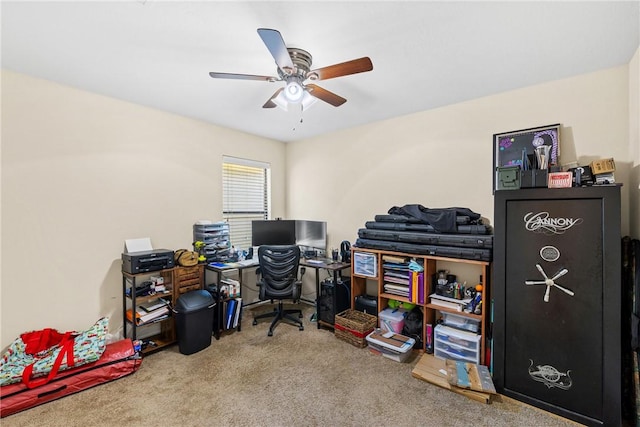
[251,220,297,246]
[295,220,327,250]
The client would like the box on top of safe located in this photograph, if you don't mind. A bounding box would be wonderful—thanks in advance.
[590,158,615,175]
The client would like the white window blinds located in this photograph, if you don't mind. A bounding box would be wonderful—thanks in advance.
[222,156,270,250]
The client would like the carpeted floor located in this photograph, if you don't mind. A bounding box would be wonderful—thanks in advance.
[2,305,579,427]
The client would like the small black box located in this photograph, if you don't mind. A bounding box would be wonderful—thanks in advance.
[521,169,548,188]
[355,295,378,315]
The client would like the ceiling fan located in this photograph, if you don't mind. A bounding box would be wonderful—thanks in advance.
[209,28,373,111]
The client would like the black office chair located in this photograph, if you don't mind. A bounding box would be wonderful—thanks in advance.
[253,245,306,336]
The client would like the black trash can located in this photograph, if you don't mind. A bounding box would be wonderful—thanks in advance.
[174,290,215,355]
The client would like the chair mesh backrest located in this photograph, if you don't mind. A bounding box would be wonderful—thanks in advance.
[257,245,301,295]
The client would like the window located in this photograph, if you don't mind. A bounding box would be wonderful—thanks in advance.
[222,156,270,250]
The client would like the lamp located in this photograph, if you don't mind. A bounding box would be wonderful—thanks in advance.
[272,91,289,111]
[283,79,304,103]
[301,90,318,111]
[272,78,318,112]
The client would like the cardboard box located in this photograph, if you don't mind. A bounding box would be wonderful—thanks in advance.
[411,354,494,403]
[547,172,573,188]
[590,158,615,175]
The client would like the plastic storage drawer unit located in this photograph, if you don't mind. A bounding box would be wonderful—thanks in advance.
[441,312,480,333]
[174,290,216,355]
[433,324,481,364]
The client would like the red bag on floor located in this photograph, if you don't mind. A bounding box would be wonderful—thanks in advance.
[1,339,141,418]
[20,330,75,389]
[1,318,108,388]
[20,328,75,355]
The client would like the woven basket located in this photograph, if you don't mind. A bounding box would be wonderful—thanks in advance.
[334,309,377,348]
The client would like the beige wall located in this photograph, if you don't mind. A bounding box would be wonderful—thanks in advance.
[1,70,287,348]
[287,65,634,252]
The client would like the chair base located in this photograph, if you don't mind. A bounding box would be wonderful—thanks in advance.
[252,301,304,336]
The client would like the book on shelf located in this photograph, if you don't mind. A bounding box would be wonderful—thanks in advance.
[232,298,242,328]
[383,274,410,285]
[430,293,472,304]
[429,298,465,312]
[126,306,170,325]
[409,271,424,304]
[382,264,411,273]
[384,283,409,298]
[384,283,409,292]
[139,298,170,313]
[225,299,235,329]
[384,270,410,279]
[225,298,243,330]
[429,293,471,312]
[382,255,409,264]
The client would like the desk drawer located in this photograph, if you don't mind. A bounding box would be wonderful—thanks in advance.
[174,266,203,291]
[175,266,201,278]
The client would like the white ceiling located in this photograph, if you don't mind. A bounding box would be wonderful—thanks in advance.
[2,1,639,143]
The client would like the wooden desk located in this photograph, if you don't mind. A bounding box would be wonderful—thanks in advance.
[300,258,351,329]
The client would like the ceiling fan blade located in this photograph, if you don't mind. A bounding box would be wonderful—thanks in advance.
[306,84,346,107]
[309,57,373,81]
[263,88,284,108]
[257,28,295,74]
[209,72,277,82]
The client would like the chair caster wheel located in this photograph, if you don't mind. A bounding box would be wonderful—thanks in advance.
[299,326,304,331]
[268,331,273,337]
[253,319,257,325]
[298,313,303,318]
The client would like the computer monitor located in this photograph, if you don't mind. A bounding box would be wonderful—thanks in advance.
[295,220,327,250]
[251,220,297,246]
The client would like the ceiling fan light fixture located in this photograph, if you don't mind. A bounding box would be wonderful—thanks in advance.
[301,91,318,111]
[272,91,289,111]
[283,79,304,103]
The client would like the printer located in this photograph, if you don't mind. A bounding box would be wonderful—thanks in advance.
[122,249,175,274]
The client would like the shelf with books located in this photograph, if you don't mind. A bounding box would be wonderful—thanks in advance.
[126,298,171,325]
[205,267,244,338]
[122,268,176,355]
[350,247,491,366]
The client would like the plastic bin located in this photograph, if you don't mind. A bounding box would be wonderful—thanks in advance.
[433,324,481,364]
[366,330,415,362]
[174,290,216,355]
[378,308,406,333]
[441,312,480,333]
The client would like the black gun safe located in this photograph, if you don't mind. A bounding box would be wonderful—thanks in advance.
[493,186,621,426]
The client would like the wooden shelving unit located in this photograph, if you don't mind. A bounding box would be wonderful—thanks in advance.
[350,247,491,365]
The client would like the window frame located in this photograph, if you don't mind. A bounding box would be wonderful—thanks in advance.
[222,156,271,250]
